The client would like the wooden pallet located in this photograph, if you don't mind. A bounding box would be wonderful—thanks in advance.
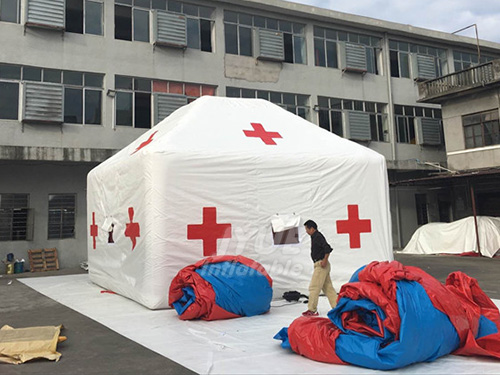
[28,248,59,272]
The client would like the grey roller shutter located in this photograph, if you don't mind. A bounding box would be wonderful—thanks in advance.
[154,93,187,124]
[255,29,284,61]
[416,118,442,145]
[22,82,63,124]
[340,42,367,73]
[153,10,187,48]
[345,111,371,141]
[25,0,65,30]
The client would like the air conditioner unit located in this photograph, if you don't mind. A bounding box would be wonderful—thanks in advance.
[254,28,284,61]
[415,117,442,145]
[25,0,65,30]
[339,42,368,73]
[153,10,187,48]
[154,93,188,124]
[344,111,371,141]
[410,54,437,81]
[22,82,63,124]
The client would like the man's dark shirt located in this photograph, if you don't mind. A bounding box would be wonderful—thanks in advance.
[310,230,332,262]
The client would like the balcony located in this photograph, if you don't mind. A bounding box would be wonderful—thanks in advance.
[418,60,500,103]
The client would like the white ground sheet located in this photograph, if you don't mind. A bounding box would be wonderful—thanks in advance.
[20,275,500,375]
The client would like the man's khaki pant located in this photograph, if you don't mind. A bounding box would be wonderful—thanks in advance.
[308,260,337,312]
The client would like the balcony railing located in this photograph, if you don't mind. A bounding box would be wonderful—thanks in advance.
[419,60,500,102]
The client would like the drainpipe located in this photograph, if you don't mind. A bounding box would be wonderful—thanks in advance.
[383,34,402,248]
[469,183,482,256]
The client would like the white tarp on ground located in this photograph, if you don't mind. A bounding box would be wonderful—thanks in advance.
[20,275,500,375]
[87,97,392,309]
[402,216,500,258]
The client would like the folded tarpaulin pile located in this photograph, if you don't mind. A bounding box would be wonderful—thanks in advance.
[274,261,500,370]
[169,255,273,320]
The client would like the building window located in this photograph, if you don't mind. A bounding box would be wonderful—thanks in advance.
[226,87,309,119]
[48,194,76,239]
[0,64,103,123]
[116,75,216,127]
[453,51,496,72]
[0,0,20,23]
[395,105,442,144]
[224,11,306,64]
[314,27,380,74]
[66,0,103,35]
[463,109,500,149]
[317,97,388,141]
[389,40,447,79]
[0,194,30,241]
[115,0,214,49]
[63,71,104,125]
[415,194,428,226]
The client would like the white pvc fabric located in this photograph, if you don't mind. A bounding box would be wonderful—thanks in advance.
[402,216,500,258]
[87,97,393,309]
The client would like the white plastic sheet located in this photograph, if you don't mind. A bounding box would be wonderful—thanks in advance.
[20,275,500,375]
[402,216,500,258]
[87,97,393,309]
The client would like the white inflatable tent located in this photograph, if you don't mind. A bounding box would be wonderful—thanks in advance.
[87,97,393,309]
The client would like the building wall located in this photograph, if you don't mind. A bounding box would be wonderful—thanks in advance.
[441,90,500,170]
[0,162,94,268]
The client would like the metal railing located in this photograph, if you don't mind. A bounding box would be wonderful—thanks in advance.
[419,60,500,100]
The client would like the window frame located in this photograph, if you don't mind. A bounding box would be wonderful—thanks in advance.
[389,40,447,79]
[394,104,442,144]
[0,0,21,23]
[313,26,380,74]
[224,10,306,64]
[226,87,309,119]
[463,109,500,149]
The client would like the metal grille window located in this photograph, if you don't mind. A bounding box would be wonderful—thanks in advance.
[313,27,380,74]
[389,40,447,79]
[395,105,442,144]
[415,193,429,226]
[453,51,496,72]
[226,87,309,119]
[66,0,103,35]
[463,110,500,149]
[0,194,30,241]
[317,97,388,141]
[224,11,306,64]
[48,194,76,239]
[0,0,20,23]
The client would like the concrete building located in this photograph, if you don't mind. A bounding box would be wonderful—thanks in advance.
[1,0,500,267]
[392,59,500,248]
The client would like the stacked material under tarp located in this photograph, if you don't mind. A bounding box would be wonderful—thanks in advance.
[275,261,500,370]
[169,255,272,320]
[402,216,500,258]
[87,97,393,309]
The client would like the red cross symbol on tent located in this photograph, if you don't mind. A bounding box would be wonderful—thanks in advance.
[124,207,140,250]
[187,207,232,256]
[243,123,282,145]
[90,212,98,250]
[132,131,158,155]
[336,205,372,249]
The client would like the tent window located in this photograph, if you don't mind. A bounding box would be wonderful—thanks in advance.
[273,227,299,245]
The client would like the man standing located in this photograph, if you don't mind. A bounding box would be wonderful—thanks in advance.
[302,220,337,316]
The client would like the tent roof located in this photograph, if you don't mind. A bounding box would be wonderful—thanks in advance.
[119,97,382,162]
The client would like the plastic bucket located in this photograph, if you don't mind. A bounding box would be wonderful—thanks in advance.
[14,261,24,274]
[6,263,14,275]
